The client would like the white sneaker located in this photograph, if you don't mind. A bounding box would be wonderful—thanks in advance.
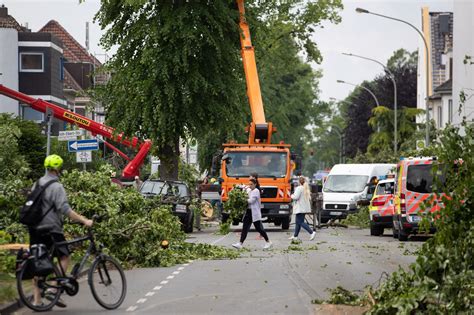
[288,235,297,240]
[310,231,316,241]
[263,241,273,250]
[232,242,243,249]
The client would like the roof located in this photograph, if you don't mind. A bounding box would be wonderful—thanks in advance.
[330,164,395,176]
[63,69,83,91]
[0,6,26,31]
[39,20,101,65]
[434,78,452,93]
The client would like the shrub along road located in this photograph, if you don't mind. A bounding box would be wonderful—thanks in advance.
[16,223,422,314]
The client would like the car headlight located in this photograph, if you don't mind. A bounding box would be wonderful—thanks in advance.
[175,204,187,212]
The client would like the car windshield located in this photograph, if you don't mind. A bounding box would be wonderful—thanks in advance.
[225,152,287,178]
[323,175,369,193]
[170,183,189,197]
[140,181,169,195]
[407,164,446,193]
[376,182,394,195]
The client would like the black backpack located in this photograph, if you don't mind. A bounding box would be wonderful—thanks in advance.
[19,179,58,227]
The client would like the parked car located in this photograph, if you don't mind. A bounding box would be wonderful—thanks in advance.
[369,177,395,236]
[139,179,194,233]
[321,163,396,223]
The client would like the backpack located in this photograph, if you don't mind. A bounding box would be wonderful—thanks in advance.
[19,179,58,227]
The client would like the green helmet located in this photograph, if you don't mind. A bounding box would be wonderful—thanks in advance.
[44,154,63,170]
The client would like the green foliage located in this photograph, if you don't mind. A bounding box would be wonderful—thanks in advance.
[61,166,238,267]
[341,206,370,228]
[178,158,199,191]
[219,188,248,234]
[0,231,16,275]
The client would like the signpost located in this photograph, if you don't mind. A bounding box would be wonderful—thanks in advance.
[58,130,84,141]
[76,151,92,163]
[68,139,99,152]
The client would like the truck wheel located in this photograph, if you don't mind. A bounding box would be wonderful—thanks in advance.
[370,222,383,236]
[281,217,290,230]
[274,220,281,226]
[221,213,230,224]
[184,213,194,233]
[398,229,408,241]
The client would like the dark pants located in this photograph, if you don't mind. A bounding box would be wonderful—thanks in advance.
[294,213,313,237]
[240,209,269,243]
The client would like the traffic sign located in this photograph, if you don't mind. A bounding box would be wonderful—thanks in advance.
[68,139,99,152]
[58,130,84,141]
[76,151,92,163]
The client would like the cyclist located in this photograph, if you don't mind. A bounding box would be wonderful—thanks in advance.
[29,154,93,308]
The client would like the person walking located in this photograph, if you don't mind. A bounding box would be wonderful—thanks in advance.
[232,178,272,250]
[29,154,93,308]
[289,176,316,241]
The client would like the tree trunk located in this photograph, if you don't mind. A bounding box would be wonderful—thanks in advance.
[158,138,180,180]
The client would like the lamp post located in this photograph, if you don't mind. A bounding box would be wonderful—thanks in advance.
[355,7,430,146]
[336,80,380,107]
[342,52,398,156]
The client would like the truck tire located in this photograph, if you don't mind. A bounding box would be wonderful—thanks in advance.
[398,228,409,241]
[274,220,282,226]
[281,217,290,230]
[184,213,194,233]
[370,222,383,236]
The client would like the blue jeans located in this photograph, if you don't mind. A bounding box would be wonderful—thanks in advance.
[294,213,313,237]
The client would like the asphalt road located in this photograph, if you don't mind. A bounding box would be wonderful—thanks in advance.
[13,222,423,315]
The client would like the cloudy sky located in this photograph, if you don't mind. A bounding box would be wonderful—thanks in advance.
[3,0,454,102]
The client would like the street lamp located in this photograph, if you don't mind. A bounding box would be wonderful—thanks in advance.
[342,52,398,156]
[330,125,345,164]
[356,7,430,146]
[336,80,380,107]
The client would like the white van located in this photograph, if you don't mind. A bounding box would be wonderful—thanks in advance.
[321,164,395,223]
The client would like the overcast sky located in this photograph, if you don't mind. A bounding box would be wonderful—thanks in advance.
[3,0,454,102]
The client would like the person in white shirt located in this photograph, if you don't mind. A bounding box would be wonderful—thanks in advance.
[289,176,316,241]
[232,178,272,250]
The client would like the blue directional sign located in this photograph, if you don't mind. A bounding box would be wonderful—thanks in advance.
[68,139,99,152]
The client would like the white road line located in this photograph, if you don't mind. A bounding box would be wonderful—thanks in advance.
[145,291,155,297]
[160,280,168,284]
[136,298,147,304]
[211,233,230,245]
[178,267,184,270]
[126,306,137,312]
[167,275,174,279]
[172,271,180,275]
[153,286,162,290]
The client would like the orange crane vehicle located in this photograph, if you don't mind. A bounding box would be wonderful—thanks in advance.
[0,84,152,179]
[216,0,299,229]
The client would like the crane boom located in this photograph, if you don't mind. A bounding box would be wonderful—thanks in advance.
[0,84,152,179]
[237,0,276,144]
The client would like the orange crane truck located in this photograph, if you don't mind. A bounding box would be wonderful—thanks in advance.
[216,0,298,229]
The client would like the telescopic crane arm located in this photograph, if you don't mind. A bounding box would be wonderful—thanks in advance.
[0,84,152,179]
[237,0,276,144]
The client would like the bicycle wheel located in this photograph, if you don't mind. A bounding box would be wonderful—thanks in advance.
[17,259,62,312]
[88,255,126,309]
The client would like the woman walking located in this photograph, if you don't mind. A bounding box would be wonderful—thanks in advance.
[289,176,316,241]
[232,178,272,250]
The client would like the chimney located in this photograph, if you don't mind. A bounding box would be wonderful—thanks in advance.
[0,5,8,18]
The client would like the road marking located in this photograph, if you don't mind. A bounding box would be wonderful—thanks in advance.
[126,306,137,312]
[153,286,162,290]
[173,271,180,275]
[178,267,184,270]
[212,233,230,245]
[160,280,168,284]
[167,275,174,279]
[145,291,155,297]
[136,298,147,304]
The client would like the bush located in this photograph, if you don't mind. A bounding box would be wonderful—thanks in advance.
[341,206,370,228]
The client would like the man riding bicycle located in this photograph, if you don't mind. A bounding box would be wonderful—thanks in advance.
[29,154,93,308]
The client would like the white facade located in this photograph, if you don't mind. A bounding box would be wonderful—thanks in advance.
[453,1,474,130]
[0,28,18,115]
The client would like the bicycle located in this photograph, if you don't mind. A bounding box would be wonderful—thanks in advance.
[16,218,127,312]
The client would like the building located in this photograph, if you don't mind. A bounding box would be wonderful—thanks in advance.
[417,8,453,130]
[452,1,474,131]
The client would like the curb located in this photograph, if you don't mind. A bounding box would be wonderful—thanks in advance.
[0,299,22,315]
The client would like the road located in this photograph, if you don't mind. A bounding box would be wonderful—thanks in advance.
[14,223,422,315]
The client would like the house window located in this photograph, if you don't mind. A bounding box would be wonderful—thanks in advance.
[22,106,43,122]
[438,106,443,128]
[448,99,453,123]
[20,53,44,72]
